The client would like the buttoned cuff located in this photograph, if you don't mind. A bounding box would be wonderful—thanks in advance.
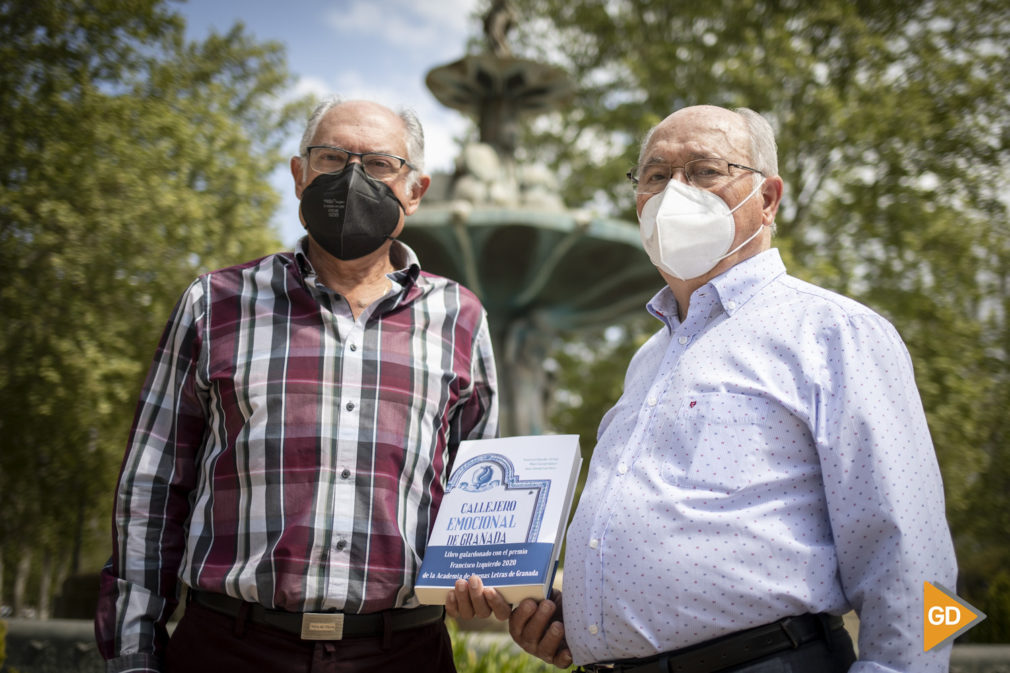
[105,651,161,673]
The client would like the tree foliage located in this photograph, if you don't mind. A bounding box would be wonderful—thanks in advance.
[524,0,1010,640]
[0,0,307,609]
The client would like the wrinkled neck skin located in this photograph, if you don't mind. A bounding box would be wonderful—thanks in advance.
[307,236,396,319]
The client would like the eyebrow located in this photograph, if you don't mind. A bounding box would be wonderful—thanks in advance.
[312,144,402,156]
[642,151,719,165]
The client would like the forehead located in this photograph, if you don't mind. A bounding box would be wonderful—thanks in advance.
[642,107,748,163]
[312,102,408,155]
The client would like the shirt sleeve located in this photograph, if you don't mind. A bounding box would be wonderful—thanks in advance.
[94,279,207,669]
[815,312,957,672]
[452,309,499,443]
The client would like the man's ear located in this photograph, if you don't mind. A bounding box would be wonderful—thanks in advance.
[761,175,784,226]
[291,155,307,200]
[402,174,431,216]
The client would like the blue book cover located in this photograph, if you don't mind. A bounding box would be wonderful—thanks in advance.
[415,434,582,605]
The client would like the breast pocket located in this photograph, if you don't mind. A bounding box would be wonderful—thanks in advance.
[666,393,787,492]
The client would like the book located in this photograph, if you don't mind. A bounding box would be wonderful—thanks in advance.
[414,434,582,605]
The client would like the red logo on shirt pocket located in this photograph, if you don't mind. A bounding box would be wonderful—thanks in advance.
[689,400,697,408]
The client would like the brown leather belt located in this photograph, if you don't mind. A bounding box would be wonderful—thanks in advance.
[578,614,845,673]
[189,589,445,641]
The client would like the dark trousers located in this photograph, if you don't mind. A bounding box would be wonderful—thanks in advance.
[716,626,856,673]
[165,600,457,673]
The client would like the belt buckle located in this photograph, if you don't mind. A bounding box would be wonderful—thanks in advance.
[300,612,345,640]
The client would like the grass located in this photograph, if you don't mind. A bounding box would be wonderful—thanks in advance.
[449,619,569,673]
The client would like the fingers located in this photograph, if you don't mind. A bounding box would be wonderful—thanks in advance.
[447,577,479,619]
[508,598,538,644]
[466,575,493,618]
[483,586,512,621]
[509,597,567,664]
[553,644,574,669]
[444,576,511,620]
[444,580,462,619]
[536,618,568,666]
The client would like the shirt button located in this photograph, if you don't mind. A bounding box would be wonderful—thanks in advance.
[341,469,351,479]
[336,539,347,551]
[349,343,358,352]
[617,464,628,475]
[727,300,737,310]
[589,624,599,635]
[589,538,599,549]
[678,335,689,345]
[647,396,658,407]
[345,401,355,411]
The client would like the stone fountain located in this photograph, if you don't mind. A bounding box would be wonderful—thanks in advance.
[399,1,659,436]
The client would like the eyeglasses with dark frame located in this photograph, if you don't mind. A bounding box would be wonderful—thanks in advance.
[627,157,764,194]
[305,146,415,181]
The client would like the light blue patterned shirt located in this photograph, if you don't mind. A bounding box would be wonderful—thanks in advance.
[564,248,956,672]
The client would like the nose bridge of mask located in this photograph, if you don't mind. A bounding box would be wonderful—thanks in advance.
[349,163,388,201]
[352,161,410,213]
[345,163,383,212]
[654,179,734,241]
[318,163,404,204]
[665,178,729,214]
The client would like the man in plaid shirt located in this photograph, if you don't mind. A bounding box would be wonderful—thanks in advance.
[95,96,498,672]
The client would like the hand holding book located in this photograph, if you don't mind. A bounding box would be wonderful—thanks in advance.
[444,574,511,621]
[509,589,572,669]
[443,574,573,668]
[415,434,582,605]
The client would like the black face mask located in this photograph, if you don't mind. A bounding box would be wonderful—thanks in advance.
[299,163,404,260]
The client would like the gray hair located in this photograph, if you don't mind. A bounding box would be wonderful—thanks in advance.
[298,95,426,189]
[636,106,779,180]
[733,107,778,178]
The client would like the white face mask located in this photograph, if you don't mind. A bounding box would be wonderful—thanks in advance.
[638,177,765,280]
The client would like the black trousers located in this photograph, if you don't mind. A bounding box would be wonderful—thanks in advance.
[165,600,457,673]
[580,618,857,673]
[704,626,856,673]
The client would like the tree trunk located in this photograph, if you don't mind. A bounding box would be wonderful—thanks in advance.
[37,552,52,619]
[13,550,30,617]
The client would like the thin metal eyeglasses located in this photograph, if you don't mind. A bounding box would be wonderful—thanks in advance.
[627,157,764,194]
[305,145,415,181]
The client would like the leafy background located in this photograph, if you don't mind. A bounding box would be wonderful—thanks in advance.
[1,0,1008,650]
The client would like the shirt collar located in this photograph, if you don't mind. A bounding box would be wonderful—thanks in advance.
[646,286,681,333]
[390,240,421,286]
[706,247,786,315]
[295,237,420,278]
[293,237,422,297]
[646,248,786,330]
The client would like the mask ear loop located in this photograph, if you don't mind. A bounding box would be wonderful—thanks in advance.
[712,177,767,263]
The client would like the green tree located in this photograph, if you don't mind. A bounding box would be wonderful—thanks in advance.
[524,0,1010,640]
[0,0,307,614]
[547,319,652,482]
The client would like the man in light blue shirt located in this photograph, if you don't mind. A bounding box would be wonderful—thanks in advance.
[499,105,957,672]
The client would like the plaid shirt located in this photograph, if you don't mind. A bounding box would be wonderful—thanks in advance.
[95,240,498,670]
